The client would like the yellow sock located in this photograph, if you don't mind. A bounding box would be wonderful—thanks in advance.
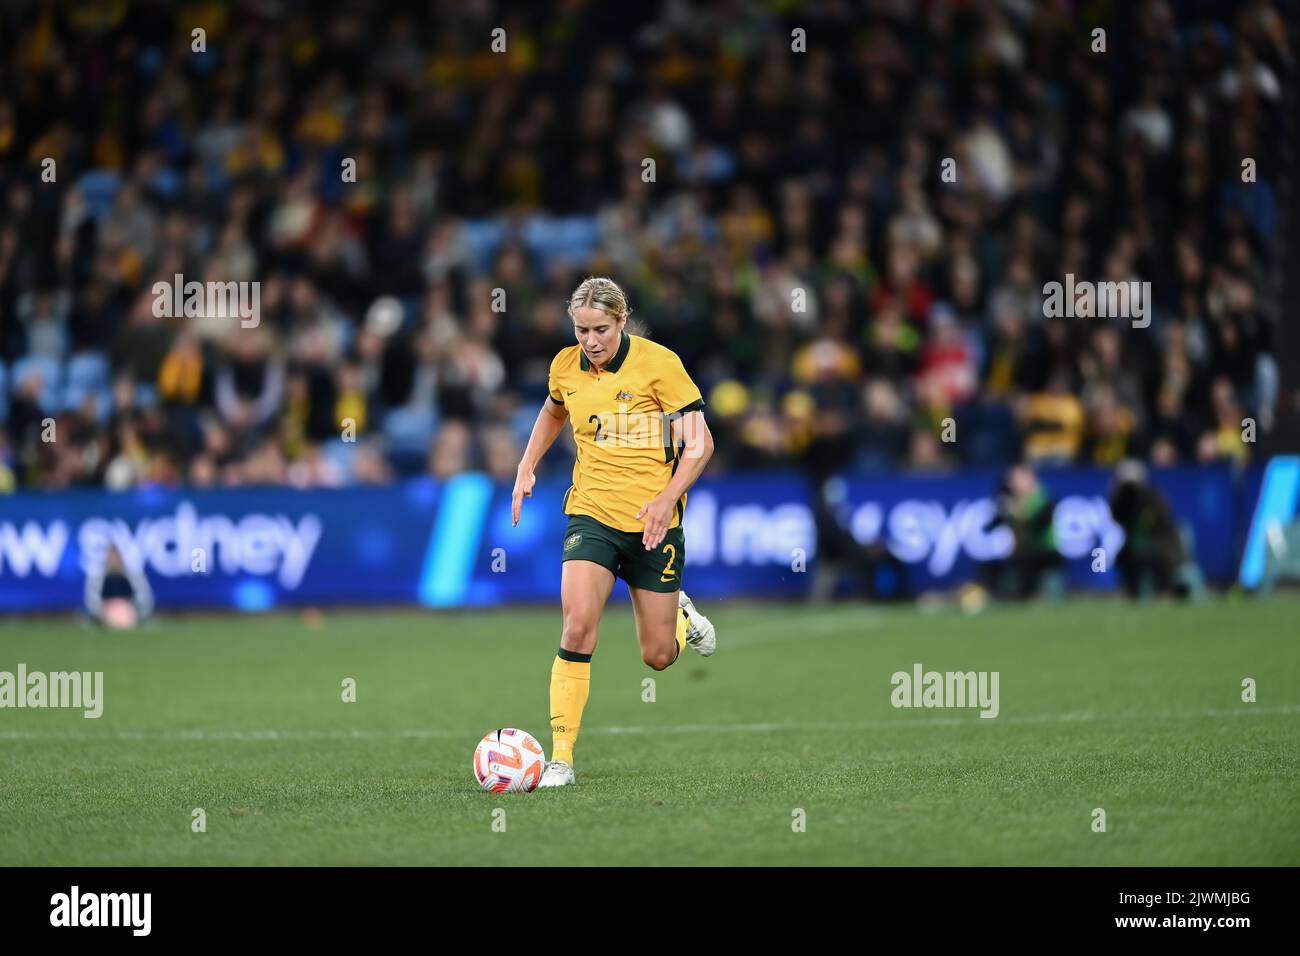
[674,605,688,661]
[550,651,591,766]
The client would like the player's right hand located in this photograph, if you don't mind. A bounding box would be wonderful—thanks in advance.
[511,468,535,526]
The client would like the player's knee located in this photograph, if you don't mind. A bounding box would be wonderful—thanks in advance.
[642,645,675,671]
[561,618,598,653]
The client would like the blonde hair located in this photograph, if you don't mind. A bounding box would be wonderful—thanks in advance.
[567,276,646,336]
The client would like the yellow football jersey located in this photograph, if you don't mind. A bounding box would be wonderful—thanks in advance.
[548,332,705,532]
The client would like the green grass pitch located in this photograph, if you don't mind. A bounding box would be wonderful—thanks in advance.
[1,597,1297,865]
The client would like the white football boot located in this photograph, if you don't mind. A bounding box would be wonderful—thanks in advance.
[537,760,575,788]
[678,590,716,657]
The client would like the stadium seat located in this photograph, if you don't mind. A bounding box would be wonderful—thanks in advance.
[63,353,112,414]
[66,352,111,391]
[62,387,114,424]
[511,401,542,446]
[75,170,124,221]
[321,438,358,481]
[522,216,600,271]
[383,405,438,474]
[10,355,63,414]
[134,382,160,408]
[461,220,505,272]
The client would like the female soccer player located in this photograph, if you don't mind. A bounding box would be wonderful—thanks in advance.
[511,276,717,788]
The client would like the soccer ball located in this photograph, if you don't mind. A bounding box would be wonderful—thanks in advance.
[473,728,546,793]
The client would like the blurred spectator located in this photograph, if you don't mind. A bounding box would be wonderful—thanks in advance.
[1019,374,1086,466]
[430,420,472,478]
[0,1,1285,489]
[1083,383,1138,466]
[809,477,906,602]
[84,545,154,630]
[981,465,1064,600]
[1108,460,1202,600]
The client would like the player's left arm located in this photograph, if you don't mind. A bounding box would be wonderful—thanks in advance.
[637,351,712,549]
[637,410,713,550]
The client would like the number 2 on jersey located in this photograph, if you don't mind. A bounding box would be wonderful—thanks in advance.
[660,542,677,582]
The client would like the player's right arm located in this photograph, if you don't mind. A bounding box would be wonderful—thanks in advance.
[512,393,569,527]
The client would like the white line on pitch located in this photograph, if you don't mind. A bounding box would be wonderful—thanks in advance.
[0,703,1295,742]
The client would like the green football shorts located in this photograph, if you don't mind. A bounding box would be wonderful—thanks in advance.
[561,513,685,592]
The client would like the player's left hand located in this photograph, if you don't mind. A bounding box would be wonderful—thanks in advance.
[636,494,675,550]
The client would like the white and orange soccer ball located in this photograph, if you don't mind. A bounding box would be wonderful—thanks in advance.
[472,728,546,793]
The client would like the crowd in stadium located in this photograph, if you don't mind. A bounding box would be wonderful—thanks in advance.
[0,0,1288,492]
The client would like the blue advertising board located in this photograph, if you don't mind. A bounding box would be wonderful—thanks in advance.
[0,464,1256,613]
